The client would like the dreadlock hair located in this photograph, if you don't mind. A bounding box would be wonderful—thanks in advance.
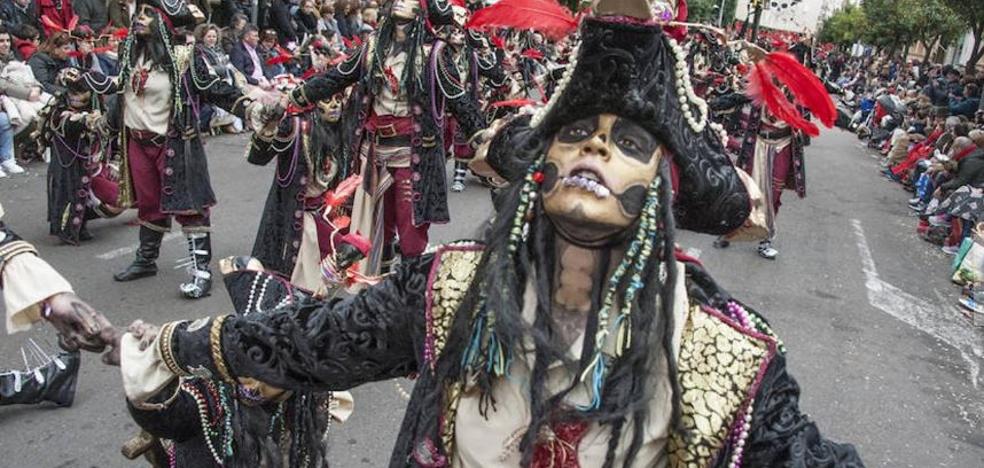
[118,8,185,117]
[427,136,683,467]
[369,5,428,97]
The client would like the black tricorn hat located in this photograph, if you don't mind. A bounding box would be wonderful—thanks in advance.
[134,0,203,30]
[488,17,751,235]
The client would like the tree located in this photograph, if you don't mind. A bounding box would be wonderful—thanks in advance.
[817,4,868,47]
[688,0,739,26]
[909,0,964,64]
[943,0,984,69]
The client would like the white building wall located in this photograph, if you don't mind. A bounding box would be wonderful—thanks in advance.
[734,0,842,34]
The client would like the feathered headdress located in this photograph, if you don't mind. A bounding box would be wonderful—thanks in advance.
[743,47,835,136]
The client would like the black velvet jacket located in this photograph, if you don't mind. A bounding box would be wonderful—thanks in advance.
[288,10,486,226]
[246,113,350,277]
[111,45,252,215]
[164,243,863,468]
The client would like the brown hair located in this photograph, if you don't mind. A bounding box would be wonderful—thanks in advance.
[40,32,71,55]
[193,23,221,44]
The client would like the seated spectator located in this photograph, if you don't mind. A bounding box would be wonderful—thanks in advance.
[0,0,41,43]
[267,0,298,46]
[258,28,286,76]
[0,25,41,176]
[94,27,125,77]
[194,23,244,134]
[11,24,38,60]
[949,83,981,119]
[74,0,109,34]
[317,3,338,39]
[230,24,271,87]
[28,32,72,95]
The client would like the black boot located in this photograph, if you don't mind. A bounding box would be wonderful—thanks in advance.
[0,351,80,407]
[114,226,164,281]
[179,232,212,299]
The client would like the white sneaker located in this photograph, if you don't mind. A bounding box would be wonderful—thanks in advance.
[1,159,24,174]
[758,241,778,259]
[0,167,7,178]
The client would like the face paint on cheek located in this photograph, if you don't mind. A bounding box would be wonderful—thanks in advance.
[617,184,648,217]
[541,162,560,193]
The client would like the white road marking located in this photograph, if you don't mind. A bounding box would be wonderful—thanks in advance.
[851,218,984,389]
[95,232,183,260]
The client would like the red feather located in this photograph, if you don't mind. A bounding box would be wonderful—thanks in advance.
[93,46,114,54]
[67,15,79,33]
[113,27,129,40]
[301,68,319,80]
[341,36,353,49]
[353,36,363,47]
[340,232,370,257]
[465,0,577,41]
[266,54,292,66]
[746,63,819,137]
[325,174,363,209]
[449,0,466,7]
[521,48,544,60]
[762,52,835,128]
[67,50,84,59]
[41,15,65,33]
[490,34,506,50]
[491,98,535,108]
[329,53,349,66]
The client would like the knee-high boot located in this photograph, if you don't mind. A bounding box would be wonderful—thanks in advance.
[179,232,212,299]
[0,351,80,408]
[114,225,165,281]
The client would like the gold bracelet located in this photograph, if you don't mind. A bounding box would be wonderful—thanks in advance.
[210,315,234,383]
[158,321,190,377]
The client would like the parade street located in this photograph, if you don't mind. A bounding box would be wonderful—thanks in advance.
[0,128,982,468]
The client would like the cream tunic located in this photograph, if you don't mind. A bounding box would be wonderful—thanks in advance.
[123,55,172,136]
[453,264,689,467]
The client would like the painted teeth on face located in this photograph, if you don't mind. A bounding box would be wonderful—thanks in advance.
[561,174,611,198]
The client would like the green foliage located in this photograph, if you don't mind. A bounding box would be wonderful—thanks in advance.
[817,4,868,46]
[688,0,739,25]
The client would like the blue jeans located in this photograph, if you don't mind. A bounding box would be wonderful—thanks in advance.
[0,112,14,163]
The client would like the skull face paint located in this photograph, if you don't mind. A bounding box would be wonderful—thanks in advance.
[541,114,663,246]
[318,95,344,123]
[133,5,157,37]
[391,0,420,21]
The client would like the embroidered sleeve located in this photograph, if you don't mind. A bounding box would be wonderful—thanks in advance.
[190,50,251,117]
[126,379,201,443]
[247,118,298,166]
[739,355,864,467]
[289,44,365,107]
[477,50,507,88]
[170,255,434,392]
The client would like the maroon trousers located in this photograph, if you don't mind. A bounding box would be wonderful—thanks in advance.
[382,167,429,257]
[128,134,209,228]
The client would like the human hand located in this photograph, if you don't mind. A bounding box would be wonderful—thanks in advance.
[28,87,41,102]
[45,292,111,353]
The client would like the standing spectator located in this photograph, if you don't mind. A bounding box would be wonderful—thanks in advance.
[220,11,247,54]
[107,0,133,28]
[36,0,76,38]
[293,0,318,38]
[0,0,42,40]
[229,24,271,89]
[266,0,296,46]
[73,0,108,33]
[27,31,71,94]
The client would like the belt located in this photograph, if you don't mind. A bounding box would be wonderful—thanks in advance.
[760,128,793,140]
[376,134,412,147]
[128,128,167,145]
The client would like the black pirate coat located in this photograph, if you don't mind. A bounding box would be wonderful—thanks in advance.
[289,29,485,226]
[164,242,862,468]
[111,45,252,216]
[246,111,352,277]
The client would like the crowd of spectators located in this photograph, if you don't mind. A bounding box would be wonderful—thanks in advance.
[828,51,984,264]
[0,0,386,173]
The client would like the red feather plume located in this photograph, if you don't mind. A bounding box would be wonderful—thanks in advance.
[113,27,129,40]
[325,174,363,209]
[746,62,819,137]
[491,98,535,108]
[490,34,506,50]
[67,15,79,33]
[465,0,577,41]
[521,48,544,60]
[266,46,294,66]
[762,52,836,127]
[41,15,65,33]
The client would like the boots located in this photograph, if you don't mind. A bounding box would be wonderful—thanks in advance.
[114,226,164,282]
[179,232,212,299]
[0,351,80,407]
[451,161,467,192]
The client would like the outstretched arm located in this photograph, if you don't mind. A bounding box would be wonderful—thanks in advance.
[288,44,367,107]
[120,255,433,405]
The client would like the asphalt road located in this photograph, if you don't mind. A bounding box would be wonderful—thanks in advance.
[0,128,982,467]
